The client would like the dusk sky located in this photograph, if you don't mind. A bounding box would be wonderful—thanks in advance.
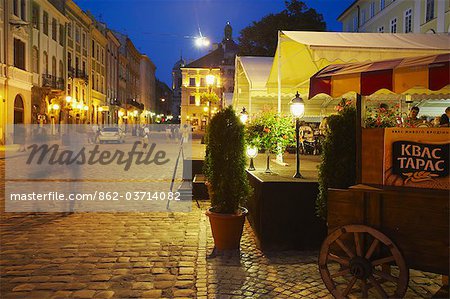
[75,0,354,87]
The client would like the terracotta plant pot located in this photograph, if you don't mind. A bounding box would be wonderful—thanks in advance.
[206,207,248,250]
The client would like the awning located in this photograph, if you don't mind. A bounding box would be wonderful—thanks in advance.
[267,31,450,94]
[309,53,450,99]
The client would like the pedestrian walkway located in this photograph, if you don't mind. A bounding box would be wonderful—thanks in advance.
[0,198,443,298]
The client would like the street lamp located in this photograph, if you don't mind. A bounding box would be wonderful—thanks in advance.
[246,146,258,171]
[290,91,305,179]
[240,107,248,124]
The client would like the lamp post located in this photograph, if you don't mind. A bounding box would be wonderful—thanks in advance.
[206,73,215,126]
[239,107,248,124]
[246,146,258,171]
[290,92,305,179]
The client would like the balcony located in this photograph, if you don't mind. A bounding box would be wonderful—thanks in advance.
[110,99,121,106]
[123,99,144,110]
[68,67,89,82]
[42,74,64,90]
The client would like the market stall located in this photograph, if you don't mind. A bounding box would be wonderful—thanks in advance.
[308,53,449,298]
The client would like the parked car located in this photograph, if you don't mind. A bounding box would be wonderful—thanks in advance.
[98,127,125,143]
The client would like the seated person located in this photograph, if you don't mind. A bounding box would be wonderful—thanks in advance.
[406,106,422,127]
[440,107,450,127]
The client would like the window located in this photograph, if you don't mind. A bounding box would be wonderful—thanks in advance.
[52,18,57,41]
[380,0,385,10]
[32,47,39,73]
[13,0,19,16]
[189,95,195,105]
[82,61,86,74]
[370,2,375,18]
[68,52,72,69]
[20,0,26,20]
[390,18,397,33]
[189,78,196,86]
[75,57,79,72]
[75,25,80,43]
[59,24,64,46]
[67,22,72,38]
[352,15,358,31]
[59,60,63,78]
[32,4,39,29]
[361,9,366,24]
[14,38,25,70]
[43,51,48,74]
[52,56,56,77]
[378,26,384,33]
[426,0,434,22]
[43,12,48,35]
[82,33,86,48]
[404,8,412,33]
[200,78,205,86]
[92,41,95,56]
[101,49,104,64]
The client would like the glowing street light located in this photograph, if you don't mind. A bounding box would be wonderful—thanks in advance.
[52,103,60,110]
[290,91,305,179]
[240,107,249,124]
[246,146,258,171]
[65,96,72,103]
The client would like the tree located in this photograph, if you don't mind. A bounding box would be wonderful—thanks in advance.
[238,0,326,56]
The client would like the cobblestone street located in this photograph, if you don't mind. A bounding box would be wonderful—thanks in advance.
[0,158,445,298]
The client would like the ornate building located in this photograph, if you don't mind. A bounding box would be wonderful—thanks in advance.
[180,22,238,131]
[338,0,450,33]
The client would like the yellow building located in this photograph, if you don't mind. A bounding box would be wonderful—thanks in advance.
[338,0,450,34]
[1,0,33,144]
[181,64,222,131]
[90,26,107,125]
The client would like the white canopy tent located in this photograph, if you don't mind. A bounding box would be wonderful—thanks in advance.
[269,31,450,114]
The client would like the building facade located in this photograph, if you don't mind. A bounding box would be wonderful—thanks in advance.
[30,0,67,126]
[105,29,120,124]
[338,0,450,34]
[140,54,156,121]
[65,0,91,124]
[114,31,143,125]
[180,22,238,131]
[171,56,185,120]
[90,25,107,125]
[1,0,33,143]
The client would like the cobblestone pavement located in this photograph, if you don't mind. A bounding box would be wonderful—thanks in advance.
[0,158,445,299]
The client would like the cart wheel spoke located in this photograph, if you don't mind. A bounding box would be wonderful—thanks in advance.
[372,256,395,266]
[373,269,399,283]
[336,239,355,258]
[361,279,368,298]
[328,253,350,266]
[331,268,350,278]
[354,232,363,257]
[342,276,358,297]
[364,238,379,259]
[369,275,389,298]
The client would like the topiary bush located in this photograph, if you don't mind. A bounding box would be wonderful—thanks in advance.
[203,106,251,214]
[316,103,356,220]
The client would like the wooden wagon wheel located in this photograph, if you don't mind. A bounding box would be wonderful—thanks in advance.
[319,225,409,298]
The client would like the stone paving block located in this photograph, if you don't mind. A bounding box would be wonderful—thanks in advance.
[72,290,97,298]
[92,290,115,298]
[141,290,163,298]
[12,283,36,292]
[50,291,73,299]
[153,280,176,289]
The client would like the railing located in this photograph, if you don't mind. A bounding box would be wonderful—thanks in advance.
[68,67,89,82]
[124,99,144,110]
[42,74,64,90]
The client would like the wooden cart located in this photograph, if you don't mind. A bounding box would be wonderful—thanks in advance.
[308,54,450,298]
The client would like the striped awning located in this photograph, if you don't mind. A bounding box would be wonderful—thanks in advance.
[309,53,450,99]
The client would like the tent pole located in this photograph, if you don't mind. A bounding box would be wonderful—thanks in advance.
[277,30,281,114]
[356,93,362,184]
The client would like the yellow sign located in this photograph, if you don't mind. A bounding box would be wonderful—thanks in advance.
[384,128,449,190]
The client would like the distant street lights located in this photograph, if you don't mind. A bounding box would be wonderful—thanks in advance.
[290,91,305,179]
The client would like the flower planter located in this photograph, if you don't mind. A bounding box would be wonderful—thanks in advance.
[206,207,248,250]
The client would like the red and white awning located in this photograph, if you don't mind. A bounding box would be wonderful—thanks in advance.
[309,53,450,99]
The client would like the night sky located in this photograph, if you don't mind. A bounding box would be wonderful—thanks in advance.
[75,0,354,86]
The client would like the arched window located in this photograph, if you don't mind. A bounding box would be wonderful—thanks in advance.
[59,60,63,79]
[43,51,48,75]
[14,95,24,124]
[52,56,56,77]
[32,47,39,73]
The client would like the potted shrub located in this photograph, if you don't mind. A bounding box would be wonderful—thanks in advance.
[204,106,251,250]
